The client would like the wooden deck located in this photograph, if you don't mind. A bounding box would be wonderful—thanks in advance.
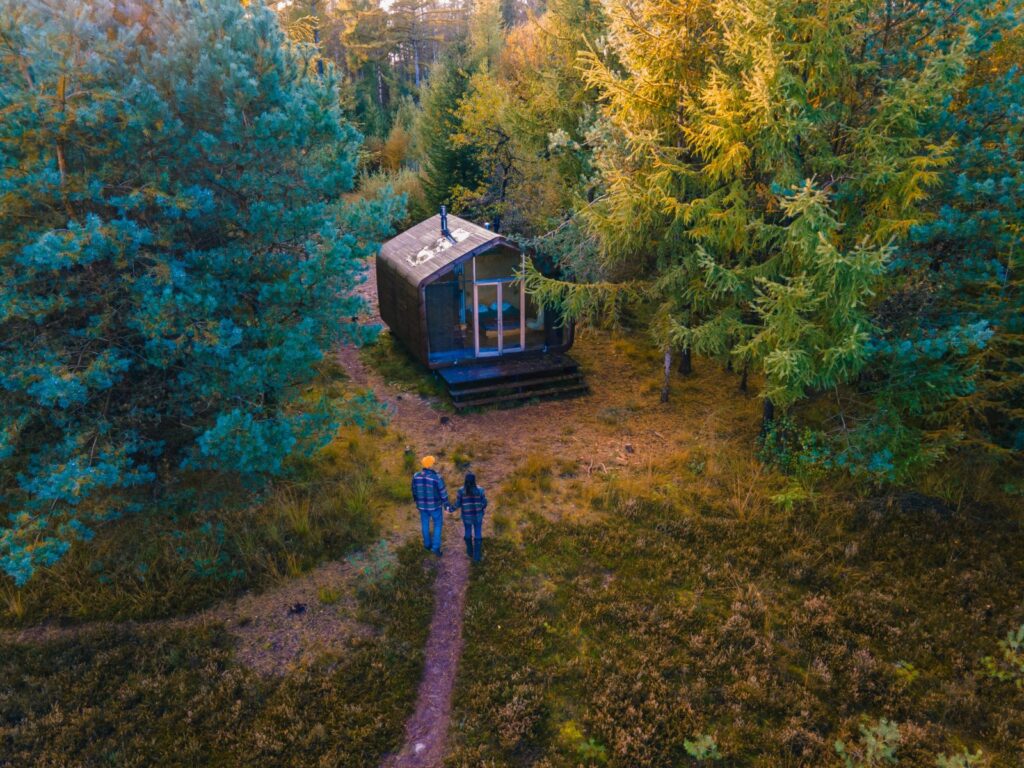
[437,353,588,410]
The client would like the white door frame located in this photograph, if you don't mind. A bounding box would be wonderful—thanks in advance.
[471,256,527,358]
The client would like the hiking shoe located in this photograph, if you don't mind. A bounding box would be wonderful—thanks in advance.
[432,548,443,557]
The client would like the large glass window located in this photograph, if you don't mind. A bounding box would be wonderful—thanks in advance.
[475,282,500,355]
[473,247,523,281]
[425,267,471,362]
[424,250,566,361]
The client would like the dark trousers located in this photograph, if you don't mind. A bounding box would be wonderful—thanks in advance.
[420,508,443,552]
[462,513,483,561]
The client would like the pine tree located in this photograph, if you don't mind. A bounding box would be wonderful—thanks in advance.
[870,4,1024,480]
[417,43,482,208]
[0,0,397,583]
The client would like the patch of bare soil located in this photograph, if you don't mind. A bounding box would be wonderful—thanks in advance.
[347,256,762,509]
[1,550,392,676]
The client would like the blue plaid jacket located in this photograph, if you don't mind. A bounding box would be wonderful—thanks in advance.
[455,487,487,517]
[412,469,450,513]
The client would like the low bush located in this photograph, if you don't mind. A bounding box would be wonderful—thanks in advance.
[446,472,1024,766]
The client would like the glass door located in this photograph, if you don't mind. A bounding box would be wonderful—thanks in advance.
[501,281,523,353]
[474,282,500,357]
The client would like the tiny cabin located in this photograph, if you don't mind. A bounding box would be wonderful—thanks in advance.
[376,210,586,408]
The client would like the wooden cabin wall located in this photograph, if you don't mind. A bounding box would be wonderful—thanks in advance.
[376,256,429,366]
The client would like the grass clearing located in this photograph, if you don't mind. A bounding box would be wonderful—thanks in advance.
[0,541,435,767]
[359,329,450,405]
[0,420,412,627]
[447,465,1024,767]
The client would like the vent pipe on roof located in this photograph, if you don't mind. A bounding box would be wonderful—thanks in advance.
[440,205,450,238]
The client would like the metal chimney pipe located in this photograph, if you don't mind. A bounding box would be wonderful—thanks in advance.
[440,205,449,237]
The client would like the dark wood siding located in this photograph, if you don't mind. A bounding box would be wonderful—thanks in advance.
[376,254,427,365]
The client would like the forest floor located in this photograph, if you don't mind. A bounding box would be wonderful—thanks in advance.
[1,255,758,767]
[336,257,767,767]
[2,259,1021,767]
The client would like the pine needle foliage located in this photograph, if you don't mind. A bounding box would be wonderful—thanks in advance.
[0,0,397,583]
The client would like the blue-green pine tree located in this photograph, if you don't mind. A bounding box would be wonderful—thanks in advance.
[0,0,398,584]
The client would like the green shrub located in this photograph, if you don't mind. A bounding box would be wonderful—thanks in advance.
[684,734,722,762]
[981,624,1024,689]
[835,720,901,767]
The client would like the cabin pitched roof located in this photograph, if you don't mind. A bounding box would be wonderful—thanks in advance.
[378,213,507,287]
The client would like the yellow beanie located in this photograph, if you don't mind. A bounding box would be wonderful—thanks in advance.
[421,455,436,469]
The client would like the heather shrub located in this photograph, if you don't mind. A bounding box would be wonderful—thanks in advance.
[0,541,433,766]
[446,467,1024,766]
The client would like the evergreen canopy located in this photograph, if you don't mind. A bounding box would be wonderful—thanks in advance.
[0,0,397,584]
[526,0,1023,482]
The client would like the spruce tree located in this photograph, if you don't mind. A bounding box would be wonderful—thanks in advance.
[417,43,482,208]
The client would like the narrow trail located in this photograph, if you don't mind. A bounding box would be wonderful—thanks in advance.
[341,259,489,767]
[338,329,478,768]
[382,523,470,768]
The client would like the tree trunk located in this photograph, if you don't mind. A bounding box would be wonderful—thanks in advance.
[677,347,692,375]
[739,364,748,393]
[661,348,672,403]
[761,398,775,431]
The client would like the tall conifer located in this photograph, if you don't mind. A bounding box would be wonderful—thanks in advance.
[0,0,395,582]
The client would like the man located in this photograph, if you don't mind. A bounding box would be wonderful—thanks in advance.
[411,455,451,556]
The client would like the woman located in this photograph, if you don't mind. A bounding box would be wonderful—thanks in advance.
[454,472,487,562]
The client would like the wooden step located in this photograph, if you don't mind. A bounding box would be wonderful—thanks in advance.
[438,353,579,387]
[449,372,583,398]
[438,353,587,410]
[452,383,589,410]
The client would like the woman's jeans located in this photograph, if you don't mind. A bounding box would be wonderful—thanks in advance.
[462,513,483,561]
[420,508,443,552]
